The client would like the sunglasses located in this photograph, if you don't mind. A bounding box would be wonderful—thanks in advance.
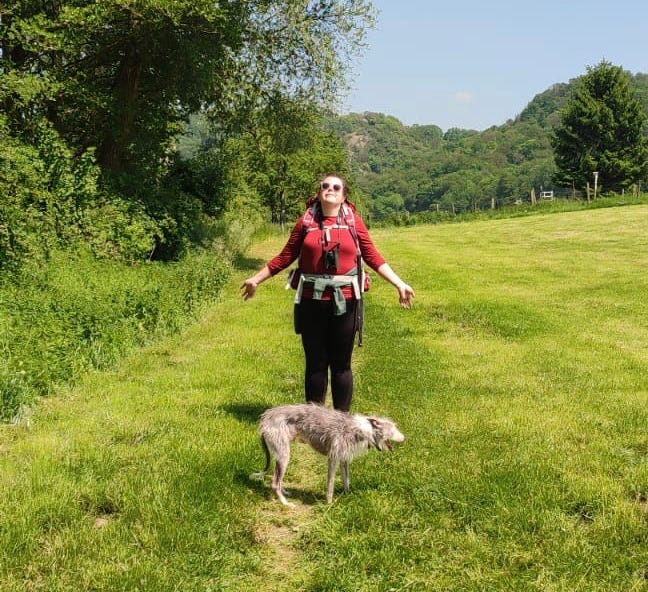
[321,182,343,192]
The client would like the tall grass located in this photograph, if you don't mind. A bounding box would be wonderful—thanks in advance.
[0,249,231,420]
[2,205,648,590]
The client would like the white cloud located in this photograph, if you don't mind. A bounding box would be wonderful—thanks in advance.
[453,91,474,104]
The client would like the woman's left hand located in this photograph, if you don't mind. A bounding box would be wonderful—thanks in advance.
[397,283,415,308]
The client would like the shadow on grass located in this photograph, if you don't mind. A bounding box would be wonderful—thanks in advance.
[221,403,268,424]
[235,471,322,506]
[233,255,266,272]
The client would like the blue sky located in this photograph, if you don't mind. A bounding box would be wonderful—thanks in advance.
[343,0,648,131]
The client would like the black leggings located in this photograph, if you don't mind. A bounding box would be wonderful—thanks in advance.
[297,298,358,412]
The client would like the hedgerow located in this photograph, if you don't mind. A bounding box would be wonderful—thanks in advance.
[0,249,231,420]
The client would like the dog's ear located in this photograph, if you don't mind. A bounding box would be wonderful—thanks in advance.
[368,417,381,429]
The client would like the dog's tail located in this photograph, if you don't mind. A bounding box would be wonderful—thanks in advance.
[261,436,271,473]
[250,436,272,481]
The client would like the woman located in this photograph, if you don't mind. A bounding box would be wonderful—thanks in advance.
[241,173,415,412]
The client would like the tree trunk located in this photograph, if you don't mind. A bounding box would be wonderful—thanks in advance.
[279,187,286,232]
[97,44,143,174]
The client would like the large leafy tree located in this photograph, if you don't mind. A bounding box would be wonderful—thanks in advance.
[1,0,375,261]
[190,97,350,228]
[239,96,350,227]
[552,61,648,191]
[1,0,376,188]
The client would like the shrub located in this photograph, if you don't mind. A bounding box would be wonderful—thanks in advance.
[0,119,56,273]
[0,248,231,420]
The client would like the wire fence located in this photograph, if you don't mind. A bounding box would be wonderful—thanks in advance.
[427,183,645,215]
[370,184,647,226]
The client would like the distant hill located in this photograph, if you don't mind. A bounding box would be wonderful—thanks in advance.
[327,72,648,219]
[516,83,571,128]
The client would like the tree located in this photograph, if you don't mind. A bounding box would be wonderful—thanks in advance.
[373,192,405,218]
[552,61,648,191]
[1,1,376,189]
[215,96,350,228]
[1,1,376,260]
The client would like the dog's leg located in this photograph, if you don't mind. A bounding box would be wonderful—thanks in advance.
[272,451,295,507]
[341,461,350,492]
[327,457,340,503]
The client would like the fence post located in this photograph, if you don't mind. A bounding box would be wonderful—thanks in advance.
[531,187,536,205]
[586,181,591,202]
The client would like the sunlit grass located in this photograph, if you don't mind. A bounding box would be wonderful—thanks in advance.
[2,205,648,590]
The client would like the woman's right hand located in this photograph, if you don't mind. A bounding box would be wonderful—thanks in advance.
[240,265,272,301]
[397,283,415,309]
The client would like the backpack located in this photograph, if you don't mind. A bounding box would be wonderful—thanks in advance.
[289,200,369,346]
[288,200,370,291]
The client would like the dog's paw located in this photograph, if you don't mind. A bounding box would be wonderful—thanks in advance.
[250,471,266,481]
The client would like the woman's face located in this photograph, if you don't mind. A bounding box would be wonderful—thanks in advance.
[319,176,345,207]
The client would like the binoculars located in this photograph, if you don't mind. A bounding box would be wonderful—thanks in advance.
[324,244,339,270]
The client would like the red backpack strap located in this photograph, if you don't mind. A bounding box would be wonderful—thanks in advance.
[301,201,323,236]
[340,202,360,252]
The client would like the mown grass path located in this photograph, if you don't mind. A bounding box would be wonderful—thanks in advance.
[3,206,648,590]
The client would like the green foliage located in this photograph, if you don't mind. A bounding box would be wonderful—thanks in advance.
[1,1,375,181]
[323,70,648,222]
[238,97,352,226]
[215,191,270,258]
[78,196,158,262]
[0,114,164,269]
[0,249,231,420]
[1,0,377,263]
[0,120,54,272]
[518,82,571,127]
[326,111,557,219]
[178,98,352,231]
[552,61,648,190]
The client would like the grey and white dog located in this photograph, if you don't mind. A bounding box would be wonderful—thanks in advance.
[252,403,405,505]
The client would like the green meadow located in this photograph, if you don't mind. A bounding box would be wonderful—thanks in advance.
[2,205,648,591]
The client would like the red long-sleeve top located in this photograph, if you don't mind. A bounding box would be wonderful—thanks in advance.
[267,213,386,300]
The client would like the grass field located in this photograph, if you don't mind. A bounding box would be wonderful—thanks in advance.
[2,205,648,590]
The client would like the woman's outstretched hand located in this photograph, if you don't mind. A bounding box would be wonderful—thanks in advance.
[240,265,271,301]
[397,283,415,309]
[240,278,258,300]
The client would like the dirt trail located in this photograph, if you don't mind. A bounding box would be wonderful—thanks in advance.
[246,445,328,591]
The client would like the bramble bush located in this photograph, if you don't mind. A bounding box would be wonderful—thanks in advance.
[0,248,231,420]
[0,115,164,271]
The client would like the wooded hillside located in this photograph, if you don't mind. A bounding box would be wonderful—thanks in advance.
[326,73,648,219]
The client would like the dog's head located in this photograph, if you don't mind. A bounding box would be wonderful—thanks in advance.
[368,417,405,451]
